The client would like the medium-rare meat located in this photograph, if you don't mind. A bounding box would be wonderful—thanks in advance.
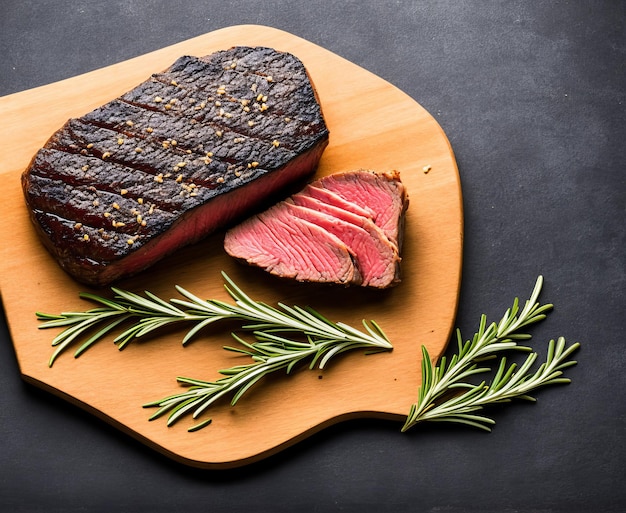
[221,203,361,286]
[21,46,329,286]
[311,170,407,249]
[284,201,400,288]
[224,169,409,288]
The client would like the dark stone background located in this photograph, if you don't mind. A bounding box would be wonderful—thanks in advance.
[1,2,623,512]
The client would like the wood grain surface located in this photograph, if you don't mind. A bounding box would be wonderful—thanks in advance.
[0,25,463,468]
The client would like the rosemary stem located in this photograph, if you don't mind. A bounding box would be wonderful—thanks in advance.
[401,276,579,432]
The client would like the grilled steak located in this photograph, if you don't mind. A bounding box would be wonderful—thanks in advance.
[224,170,409,288]
[21,46,329,286]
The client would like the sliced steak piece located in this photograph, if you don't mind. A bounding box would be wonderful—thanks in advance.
[312,169,408,249]
[297,184,375,220]
[284,200,400,288]
[290,192,383,239]
[224,169,409,288]
[223,204,360,285]
[21,46,329,286]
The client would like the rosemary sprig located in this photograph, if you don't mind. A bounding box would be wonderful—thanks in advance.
[37,272,393,368]
[401,276,580,432]
[143,323,392,430]
[38,272,578,434]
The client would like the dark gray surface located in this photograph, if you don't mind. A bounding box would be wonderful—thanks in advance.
[1,1,624,512]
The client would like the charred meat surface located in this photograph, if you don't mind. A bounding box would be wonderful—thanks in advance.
[224,169,409,289]
[21,46,329,286]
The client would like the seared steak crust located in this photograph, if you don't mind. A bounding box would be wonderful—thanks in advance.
[22,46,329,286]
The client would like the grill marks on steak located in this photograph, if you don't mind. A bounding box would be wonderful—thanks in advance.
[21,46,329,286]
[224,170,409,288]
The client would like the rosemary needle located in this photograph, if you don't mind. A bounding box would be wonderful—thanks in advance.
[401,276,580,432]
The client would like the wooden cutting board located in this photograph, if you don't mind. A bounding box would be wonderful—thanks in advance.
[0,25,463,468]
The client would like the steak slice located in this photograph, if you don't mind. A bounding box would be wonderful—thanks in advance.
[297,184,375,220]
[21,46,329,286]
[284,200,400,288]
[222,203,360,285]
[224,170,409,288]
[312,169,408,249]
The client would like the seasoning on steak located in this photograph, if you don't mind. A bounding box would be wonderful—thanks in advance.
[21,46,329,286]
[224,170,409,288]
